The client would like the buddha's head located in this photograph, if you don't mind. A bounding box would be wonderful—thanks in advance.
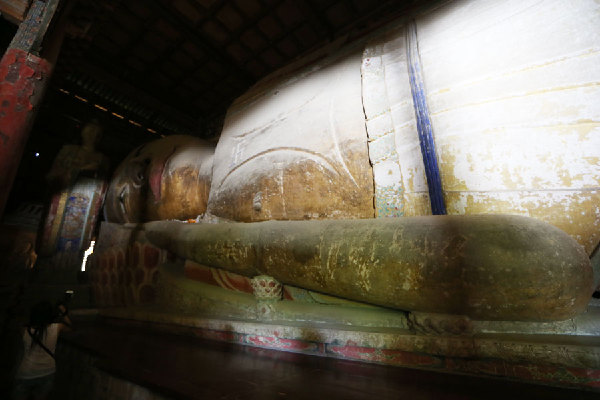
[104,135,215,223]
[81,119,102,149]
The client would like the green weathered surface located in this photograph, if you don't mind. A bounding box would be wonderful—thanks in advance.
[157,262,409,329]
[591,244,600,291]
[145,215,594,321]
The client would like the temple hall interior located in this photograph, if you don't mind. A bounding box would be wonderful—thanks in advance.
[0,0,599,398]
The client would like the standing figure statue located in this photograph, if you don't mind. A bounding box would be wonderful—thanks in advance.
[37,120,109,275]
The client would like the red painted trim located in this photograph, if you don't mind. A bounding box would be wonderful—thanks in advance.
[98,315,600,390]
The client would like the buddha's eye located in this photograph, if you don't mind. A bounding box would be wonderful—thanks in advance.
[129,160,148,186]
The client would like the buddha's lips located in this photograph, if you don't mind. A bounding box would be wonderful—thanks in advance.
[148,147,176,202]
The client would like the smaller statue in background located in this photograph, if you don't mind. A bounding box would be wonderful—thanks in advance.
[38,120,109,273]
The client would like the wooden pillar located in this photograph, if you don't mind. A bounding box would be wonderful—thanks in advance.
[0,0,61,218]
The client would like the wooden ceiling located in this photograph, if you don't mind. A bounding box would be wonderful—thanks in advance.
[48,0,430,140]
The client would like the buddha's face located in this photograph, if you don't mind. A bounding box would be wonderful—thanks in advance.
[81,122,102,148]
[104,135,215,223]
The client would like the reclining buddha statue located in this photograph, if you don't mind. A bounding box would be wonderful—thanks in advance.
[101,0,599,324]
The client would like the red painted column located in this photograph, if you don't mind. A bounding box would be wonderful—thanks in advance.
[0,0,63,218]
[0,48,52,216]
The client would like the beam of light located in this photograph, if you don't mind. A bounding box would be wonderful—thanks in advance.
[80,240,95,272]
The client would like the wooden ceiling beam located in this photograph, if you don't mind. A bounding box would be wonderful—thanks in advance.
[113,12,161,64]
[10,0,60,54]
[131,0,232,93]
[299,0,335,41]
[186,0,326,107]
[323,0,416,41]
[237,2,324,74]
[146,0,254,84]
[216,0,285,51]
[58,57,198,133]
[166,0,287,98]
[260,0,306,56]
[0,0,33,24]
[237,0,288,62]
[186,0,229,18]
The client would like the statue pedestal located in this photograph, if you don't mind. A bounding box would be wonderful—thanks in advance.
[88,221,600,391]
[95,302,600,391]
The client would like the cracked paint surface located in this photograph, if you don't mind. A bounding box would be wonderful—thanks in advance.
[207,48,374,222]
[362,0,600,254]
[0,48,51,214]
[145,215,593,321]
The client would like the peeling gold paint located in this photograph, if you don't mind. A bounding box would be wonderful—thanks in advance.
[208,144,374,221]
[439,151,467,191]
[402,192,432,216]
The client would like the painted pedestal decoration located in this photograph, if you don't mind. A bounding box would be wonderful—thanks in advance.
[87,222,163,307]
[37,121,109,276]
